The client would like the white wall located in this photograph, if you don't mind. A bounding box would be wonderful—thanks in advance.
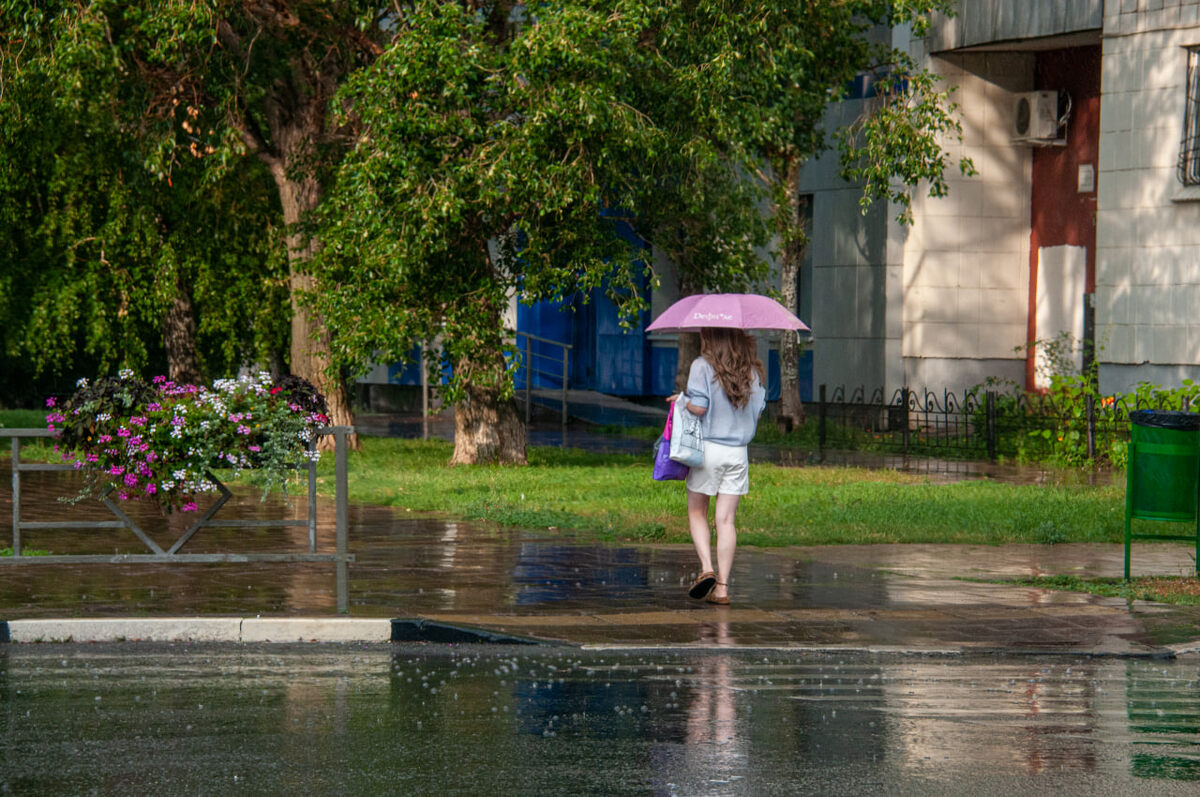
[898,48,1034,393]
[1096,3,1200,394]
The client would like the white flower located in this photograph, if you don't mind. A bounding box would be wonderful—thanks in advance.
[76,377,90,388]
[96,412,111,422]
[118,368,134,380]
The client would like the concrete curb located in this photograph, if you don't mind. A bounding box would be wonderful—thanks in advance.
[0,617,555,645]
[1,617,391,644]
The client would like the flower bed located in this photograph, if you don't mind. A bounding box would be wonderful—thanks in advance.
[47,370,329,512]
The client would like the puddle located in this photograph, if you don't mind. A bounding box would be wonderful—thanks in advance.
[1,647,1198,794]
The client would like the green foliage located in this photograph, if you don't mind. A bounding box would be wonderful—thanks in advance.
[316,1,695,401]
[0,1,291,399]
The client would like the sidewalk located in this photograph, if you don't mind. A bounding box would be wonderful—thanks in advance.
[3,493,1198,655]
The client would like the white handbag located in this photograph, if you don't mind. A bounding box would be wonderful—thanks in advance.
[669,396,705,468]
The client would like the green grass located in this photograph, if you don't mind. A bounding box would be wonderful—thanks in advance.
[315,437,1127,547]
[973,574,1200,607]
[0,408,48,428]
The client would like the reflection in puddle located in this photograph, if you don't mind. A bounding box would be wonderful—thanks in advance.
[1,649,1198,793]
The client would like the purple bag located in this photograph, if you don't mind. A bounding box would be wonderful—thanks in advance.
[653,401,689,481]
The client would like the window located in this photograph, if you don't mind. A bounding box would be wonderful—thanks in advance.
[1178,46,1200,186]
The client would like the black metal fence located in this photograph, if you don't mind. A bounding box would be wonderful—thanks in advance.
[814,384,1190,464]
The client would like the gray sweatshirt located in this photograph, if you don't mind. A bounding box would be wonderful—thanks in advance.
[685,356,765,447]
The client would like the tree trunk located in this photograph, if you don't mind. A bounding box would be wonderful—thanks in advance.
[450,376,527,465]
[778,157,808,428]
[275,172,359,452]
[450,340,527,465]
[163,275,201,385]
[673,270,702,393]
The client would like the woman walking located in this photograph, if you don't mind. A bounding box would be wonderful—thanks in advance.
[674,327,766,605]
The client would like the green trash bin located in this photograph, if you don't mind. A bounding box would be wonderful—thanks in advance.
[1124,409,1200,579]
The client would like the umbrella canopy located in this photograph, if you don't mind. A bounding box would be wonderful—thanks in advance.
[646,293,810,333]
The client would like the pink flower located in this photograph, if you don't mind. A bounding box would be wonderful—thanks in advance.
[129,416,147,426]
[97,434,113,443]
[237,425,251,435]
[144,483,157,495]
[118,492,129,501]
[147,403,162,412]
[45,396,56,407]
[117,428,131,438]
[123,473,138,487]
[109,466,125,476]
[181,501,198,512]
[86,453,98,462]
[145,452,158,462]
[152,375,167,384]
[248,445,261,453]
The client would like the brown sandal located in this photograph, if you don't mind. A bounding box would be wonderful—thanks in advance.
[706,582,730,605]
[688,571,717,599]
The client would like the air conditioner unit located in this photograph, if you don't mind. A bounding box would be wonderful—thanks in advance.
[1012,90,1060,142]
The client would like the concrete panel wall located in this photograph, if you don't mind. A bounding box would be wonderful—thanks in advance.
[1095,9,1200,394]
[797,107,892,392]
[899,50,1034,393]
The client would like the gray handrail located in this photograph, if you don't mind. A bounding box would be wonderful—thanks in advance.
[513,332,571,427]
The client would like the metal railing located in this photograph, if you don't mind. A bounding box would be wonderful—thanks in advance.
[513,331,572,426]
[2,426,354,612]
[813,384,1179,463]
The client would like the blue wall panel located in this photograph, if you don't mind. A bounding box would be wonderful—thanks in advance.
[767,348,814,403]
[516,300,573,389]
[386,347,423,386]
[650,346,678,396]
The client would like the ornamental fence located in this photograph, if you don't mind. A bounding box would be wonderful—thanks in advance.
[813,384,1190,464]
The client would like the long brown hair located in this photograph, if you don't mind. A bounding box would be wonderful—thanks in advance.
[699,328,765,410]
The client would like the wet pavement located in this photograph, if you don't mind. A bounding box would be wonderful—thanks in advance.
[2,644,1199,794]
[2,469,1198,656]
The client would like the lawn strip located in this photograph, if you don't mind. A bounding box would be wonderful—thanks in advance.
[316,438,1125,547]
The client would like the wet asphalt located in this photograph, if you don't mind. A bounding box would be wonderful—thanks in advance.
[2,644,1199,794]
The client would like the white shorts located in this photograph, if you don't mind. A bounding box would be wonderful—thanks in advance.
[686,442,750,496]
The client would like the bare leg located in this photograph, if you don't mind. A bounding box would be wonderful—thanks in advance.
[711,493,741,598]
[687,490,714,573]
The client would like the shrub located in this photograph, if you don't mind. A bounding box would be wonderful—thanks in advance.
[47,370,328,512]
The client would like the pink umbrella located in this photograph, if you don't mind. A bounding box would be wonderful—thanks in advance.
[646,293,810,332]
